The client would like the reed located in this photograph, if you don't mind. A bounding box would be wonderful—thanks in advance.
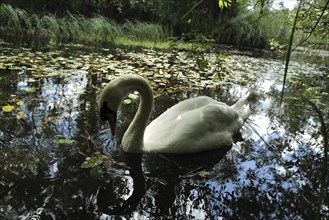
[83,16,120,43]
[123,21,170,41]
[0,4,23,32]
[65,13,84,40]
[40,15,61,39]
[0,4,171,45]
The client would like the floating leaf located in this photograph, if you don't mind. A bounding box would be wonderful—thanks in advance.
[16,111,25,120]
[2,105,15,112]
[47,116,60,121]
[198,170,209,178]
[122,93,139,105]
[157,178,168,185]
[53,139,76,144]
[15,99,24,105]
[42,86,54,90]
[89,166,104,180]
[128,93,139,100]
[20,87,37,93]
[123,99,132,105]
[167,89,173,93]
[81,156,103,168]
[27,78,37,83]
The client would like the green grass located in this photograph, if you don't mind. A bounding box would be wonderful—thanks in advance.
[123,21,171,41]
[0,4,172,47]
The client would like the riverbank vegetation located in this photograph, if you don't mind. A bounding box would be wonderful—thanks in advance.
[0,1,328,50]
[0,4,171,46]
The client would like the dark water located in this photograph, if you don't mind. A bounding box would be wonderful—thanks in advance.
[0,41,328,219]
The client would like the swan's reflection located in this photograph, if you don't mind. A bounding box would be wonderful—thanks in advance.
[97,153,144,215]
[97,145,231,216]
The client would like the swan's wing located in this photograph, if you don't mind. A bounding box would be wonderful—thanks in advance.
[144,96,218,140]
[144,103,241,153]
[232,92,250,120]
[161,96,216,114]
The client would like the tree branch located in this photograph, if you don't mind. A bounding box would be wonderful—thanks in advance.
[292,0,329,51]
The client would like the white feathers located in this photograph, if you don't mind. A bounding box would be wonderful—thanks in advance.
[99,74,251,154]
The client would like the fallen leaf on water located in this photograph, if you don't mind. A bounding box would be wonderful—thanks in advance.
[2,105,15,112]
[128,93,139,100]
[123,99,132,105]
[81,156,103,168]
[20,87,37,93]
[53,139,76,144]
[16,111,25,120]
[47,116,60,121]
[13,99,24,105]
[89,166,104,180]
[157,178,168,185]
[198,170,209,178]
[27,78,37,83]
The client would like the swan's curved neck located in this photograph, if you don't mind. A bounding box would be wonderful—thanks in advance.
[121,77,153,153]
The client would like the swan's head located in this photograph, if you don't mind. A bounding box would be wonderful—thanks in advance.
[98,74,153,137]
[99,101,117,135]
[98,78,128,135]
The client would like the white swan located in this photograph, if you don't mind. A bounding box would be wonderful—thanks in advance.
[99,74,250,154]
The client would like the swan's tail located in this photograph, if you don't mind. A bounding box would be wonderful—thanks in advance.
[232,92,250,120]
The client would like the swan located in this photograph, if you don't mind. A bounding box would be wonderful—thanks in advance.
[99,74,250,154]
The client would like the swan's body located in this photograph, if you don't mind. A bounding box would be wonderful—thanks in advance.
[99,74,250,154]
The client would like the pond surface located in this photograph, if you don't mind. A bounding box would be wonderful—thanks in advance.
[0,40,328,219]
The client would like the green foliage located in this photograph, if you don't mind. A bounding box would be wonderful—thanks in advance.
[181,33,215,70]
[218,0,232,9]
[296,0,329,49]
[269,38,286,58]
[0,1,327,50]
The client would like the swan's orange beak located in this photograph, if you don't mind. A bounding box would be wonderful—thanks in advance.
[100,102,117,136]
